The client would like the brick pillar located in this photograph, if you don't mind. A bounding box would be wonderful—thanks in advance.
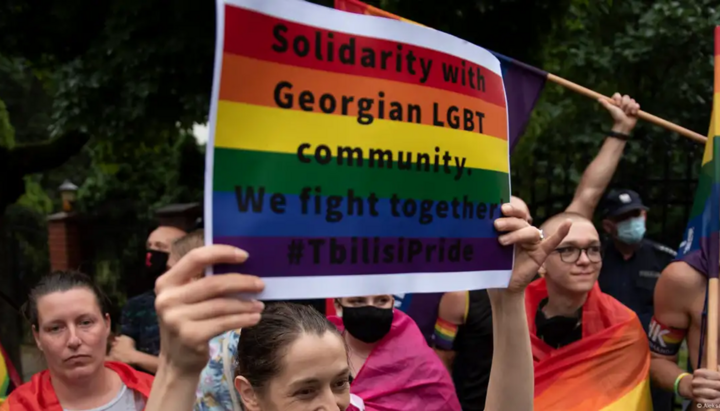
[47,212,82,272]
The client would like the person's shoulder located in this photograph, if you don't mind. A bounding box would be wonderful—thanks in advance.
[124,291,157,309]
[654,260,705,313]
[3,370,51,408]
[106,362,155,395]
[596,289,635,317]
[643,239,677,258]
[659,260,705,289]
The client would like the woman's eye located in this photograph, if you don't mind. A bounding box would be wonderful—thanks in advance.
[334,379,350,389]
[294,388,314,397]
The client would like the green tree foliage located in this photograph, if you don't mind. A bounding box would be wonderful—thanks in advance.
[513,0,719,244]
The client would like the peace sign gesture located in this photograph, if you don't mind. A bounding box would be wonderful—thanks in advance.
[494,203,572,294]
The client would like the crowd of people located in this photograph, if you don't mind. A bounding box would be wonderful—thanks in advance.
[1,93,719,411]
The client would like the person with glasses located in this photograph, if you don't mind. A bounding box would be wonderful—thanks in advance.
[527,212,652,410]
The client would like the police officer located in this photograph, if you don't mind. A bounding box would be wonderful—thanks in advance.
[598,188,676,332]
[598,189,676,411]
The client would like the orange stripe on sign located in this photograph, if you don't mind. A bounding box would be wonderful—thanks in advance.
[219,54,508,140]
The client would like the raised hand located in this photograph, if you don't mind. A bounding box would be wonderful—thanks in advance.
[598,92,640,134]
[493,203,572,294]
[154,245,265,374]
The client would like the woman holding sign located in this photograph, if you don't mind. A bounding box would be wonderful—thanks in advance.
[144,202,570,411]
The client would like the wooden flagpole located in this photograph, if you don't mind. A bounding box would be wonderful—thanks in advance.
[708,276,718,370]
[547,74,707,144]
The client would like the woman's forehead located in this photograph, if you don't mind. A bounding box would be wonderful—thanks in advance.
[278,333,347,382]
[37,288,100,322]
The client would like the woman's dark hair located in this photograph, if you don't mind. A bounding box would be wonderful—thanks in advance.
[236,302,344,390]
[25,270,109,329]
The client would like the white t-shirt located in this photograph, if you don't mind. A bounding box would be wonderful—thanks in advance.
[63,383,145,411]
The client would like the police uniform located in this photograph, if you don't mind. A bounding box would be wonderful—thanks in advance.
[598,189,676,411]
[598,238,676,332]
[597,189,676,332]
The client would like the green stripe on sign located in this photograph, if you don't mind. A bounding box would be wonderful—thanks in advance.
[212,148,510,202]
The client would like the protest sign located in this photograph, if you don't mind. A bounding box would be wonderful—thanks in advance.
[205,0,512,299]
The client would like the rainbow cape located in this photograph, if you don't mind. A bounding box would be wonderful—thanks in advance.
[676,26,720,281]
[0,362,153,411]
[525,279,652,410]
[329,310,461,411]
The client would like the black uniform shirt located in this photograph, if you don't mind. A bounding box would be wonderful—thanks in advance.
[597,238,676,332]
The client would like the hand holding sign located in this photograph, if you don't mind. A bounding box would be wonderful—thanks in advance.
[493,203,571,294]
[154,245,265,374]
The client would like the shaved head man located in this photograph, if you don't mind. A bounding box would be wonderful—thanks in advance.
[538,212,601,297]
[527,211,652,410]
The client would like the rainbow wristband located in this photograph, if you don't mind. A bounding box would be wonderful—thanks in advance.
[674,372,691,397]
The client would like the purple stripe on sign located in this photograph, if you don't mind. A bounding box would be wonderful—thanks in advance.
[213,236,513,277]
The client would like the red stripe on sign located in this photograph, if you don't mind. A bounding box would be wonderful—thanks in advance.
[223,5,506,107]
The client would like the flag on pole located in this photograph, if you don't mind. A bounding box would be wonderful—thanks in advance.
[674,26,720,371]
[333,0,547,152]
[676,27,720,281]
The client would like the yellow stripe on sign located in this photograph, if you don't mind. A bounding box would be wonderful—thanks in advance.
[599,377,652,411]
[214,101,509,173]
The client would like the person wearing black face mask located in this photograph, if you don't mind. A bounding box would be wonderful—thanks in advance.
[329,294,461,410]
[111,225,186,374]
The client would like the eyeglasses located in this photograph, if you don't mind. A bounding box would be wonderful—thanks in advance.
[553,246,602,263]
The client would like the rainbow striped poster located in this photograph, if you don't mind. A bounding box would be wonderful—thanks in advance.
[205,0,513,299]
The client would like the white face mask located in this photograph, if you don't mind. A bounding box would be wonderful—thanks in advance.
[616,216,646,244]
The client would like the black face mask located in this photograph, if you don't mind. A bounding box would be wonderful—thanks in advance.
[144,249,169,280]
[341,305,393,343]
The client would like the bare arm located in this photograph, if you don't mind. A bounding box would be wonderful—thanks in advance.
[145,361,200,411]
[486,203,571,411]
[485,291,533,411]
[565,94,639,219]
[130,351,160,374]
[433,291,467,371]
[144,246,265,411]
[649,262,698,397]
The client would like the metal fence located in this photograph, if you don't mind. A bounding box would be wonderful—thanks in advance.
[511,131,705,249]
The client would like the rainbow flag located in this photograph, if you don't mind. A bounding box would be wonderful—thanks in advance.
[526,279,652,410]
[333,0,547,151]
[206,0,513,299]
[330,310,461,410]
[676,27,720,281]
[0,342,21,406]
